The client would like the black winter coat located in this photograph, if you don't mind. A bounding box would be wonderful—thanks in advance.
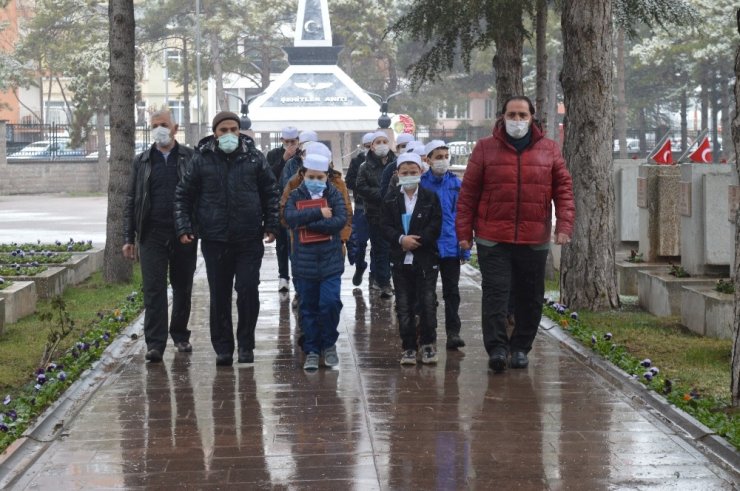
[123,142,194,244]
[266,146,287,182]
[345,152,365,207]
[174,134,280,242]
[355,150,396,224]
[382,186,442,270]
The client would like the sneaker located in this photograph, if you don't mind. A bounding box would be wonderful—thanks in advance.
[304,352,320,371]
[369,276,380,291]
[278,278,290,292]
[380,284,393,299]
[322,345,339,367]
[400,349,417,365]
[175,341,192,353]
[291,294,300,309]
[420,344,438,364]
[352,264,367,286]
[445,333,465,350]
[145,348,162,362]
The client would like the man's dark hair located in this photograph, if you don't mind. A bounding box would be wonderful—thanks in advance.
[500,95,536,117]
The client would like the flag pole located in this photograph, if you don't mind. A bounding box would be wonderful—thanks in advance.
[676,128,708,163]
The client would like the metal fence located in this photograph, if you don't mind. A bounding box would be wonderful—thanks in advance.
[5,123,155,160]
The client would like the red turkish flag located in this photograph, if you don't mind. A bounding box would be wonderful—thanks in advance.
[652,139,673,164]
[688,136,712,163]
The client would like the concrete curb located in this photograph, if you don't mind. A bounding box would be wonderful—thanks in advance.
[540,316,740,474]
[0,313,145,489]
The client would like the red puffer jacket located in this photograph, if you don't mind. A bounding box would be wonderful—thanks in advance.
[456,120,575,245]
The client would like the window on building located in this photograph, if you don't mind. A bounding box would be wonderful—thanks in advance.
[436,101,470,120]
[44,101,70,125]
[136,100,147,125]
[164,49,182,80]
[223,89,241,113]
[168,100,184,124]
[485,99,496,120]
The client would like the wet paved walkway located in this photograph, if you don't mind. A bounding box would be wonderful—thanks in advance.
[7,247,740,490]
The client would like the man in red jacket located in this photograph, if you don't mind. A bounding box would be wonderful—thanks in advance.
[456,96,575,373]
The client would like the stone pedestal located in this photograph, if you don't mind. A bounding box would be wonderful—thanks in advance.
[638,164,681,262]
[614,159,640,244]
[681,285,735,339]
[637,270,716,317]
[615,260,667,296]
[679,163,736,277]
[61,254,91,285]
[0,281,37,324]
[13,267,69,298]
[0,298,4,335]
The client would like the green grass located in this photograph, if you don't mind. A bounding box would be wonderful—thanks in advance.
[0,266,142,391]
[0,252,72,265]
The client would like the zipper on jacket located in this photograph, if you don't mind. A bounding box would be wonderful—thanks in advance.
[515,153,521,242]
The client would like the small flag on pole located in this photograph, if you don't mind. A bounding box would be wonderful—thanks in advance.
[651,139,673,165]
[688,136,712,163]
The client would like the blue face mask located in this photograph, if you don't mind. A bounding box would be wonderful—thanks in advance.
[218,133,239,153]
[304,179,327,195]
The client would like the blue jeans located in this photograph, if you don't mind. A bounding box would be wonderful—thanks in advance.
[367,221,390,287]
[347,207,369,269]
[294,274,343,354]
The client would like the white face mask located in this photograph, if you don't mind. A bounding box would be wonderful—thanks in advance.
[151,126,172,147]
[432,159,450,174]
[505,119,530,139]
[420,161,430,173]
[374,144,390,158]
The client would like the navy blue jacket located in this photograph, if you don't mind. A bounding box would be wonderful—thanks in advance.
[420,170,471,260]
[284,182,347,281]
[355,150,396,224]
[174,134,279,242]
[280,155,303,190]
[381,185,442,270]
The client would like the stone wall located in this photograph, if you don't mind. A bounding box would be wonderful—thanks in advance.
[0,121,106,195]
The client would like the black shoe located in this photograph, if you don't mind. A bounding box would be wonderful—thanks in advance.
[216,354,233,366]
[510,351,529,369]
[238,348,254,363]
[175,341,192,353]
[352,263,366,286]
[446,333,466,350]
[145,348,162,363]
[488,349,507,373]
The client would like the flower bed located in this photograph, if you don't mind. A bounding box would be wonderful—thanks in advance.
[0,278,10,291]
[0,290,143,453]
[543,299,740,450]
[0,252,72,266]
[0,265,47,277]
[0,239,93,253]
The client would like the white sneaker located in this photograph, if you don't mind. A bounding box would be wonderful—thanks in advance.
[278,278,290,292]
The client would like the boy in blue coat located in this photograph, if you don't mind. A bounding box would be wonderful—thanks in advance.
[382,152,442,365]
[284,151,347,371]
[420,140,470,350]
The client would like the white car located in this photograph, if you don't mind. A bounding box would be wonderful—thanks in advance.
[613,138,640,155]
[8,139,86,159]
[85,141,149,159]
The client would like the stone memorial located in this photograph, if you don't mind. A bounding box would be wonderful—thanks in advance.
[638,164,681,261]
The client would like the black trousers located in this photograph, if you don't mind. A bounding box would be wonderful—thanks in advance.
[392,263,439,351]
[477,243,548,355]
[201,239,264,356]
[275,226,290,280]
[438,257,461,335]
[138,228,198,353]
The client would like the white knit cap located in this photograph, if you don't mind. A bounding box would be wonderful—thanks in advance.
[303,153,330,172]
[424,139,448,156]
[281,126,299,139]
[406,141,426,157]
[299,130,318,144]
[304,141,332,160]
[396,133,415,145]
[362,132,376,145]
[396,152,422,168]
[372,130,389,143]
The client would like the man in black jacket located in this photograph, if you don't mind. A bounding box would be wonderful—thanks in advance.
[123,110,197,363]
[266,126,299,292]
[345,131,374,286]
[382,152,442,365]
[174,111,280,367]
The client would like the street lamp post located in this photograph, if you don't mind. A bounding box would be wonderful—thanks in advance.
[365,90,402,129]
[223,92,262,131]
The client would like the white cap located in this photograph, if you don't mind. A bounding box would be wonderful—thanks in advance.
[281,126,299,139]
[406,141,426,157]
[372,130,389,143]
[304,141,332,160]
[396,133,415,145]
[303,153,330,172]
[362,132,376,145]
[396,152,422,168]
[424,139,448,156]
[299,130,318,143]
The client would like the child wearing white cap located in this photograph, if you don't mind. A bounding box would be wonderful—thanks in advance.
[267,126,301,293]
[420,140,470,350]
[381,152,442,365]
[284,151,347,371]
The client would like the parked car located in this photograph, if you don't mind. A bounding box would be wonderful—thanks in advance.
[8,139,86,160]
[612,138,640,155]
[85,141,149,160]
